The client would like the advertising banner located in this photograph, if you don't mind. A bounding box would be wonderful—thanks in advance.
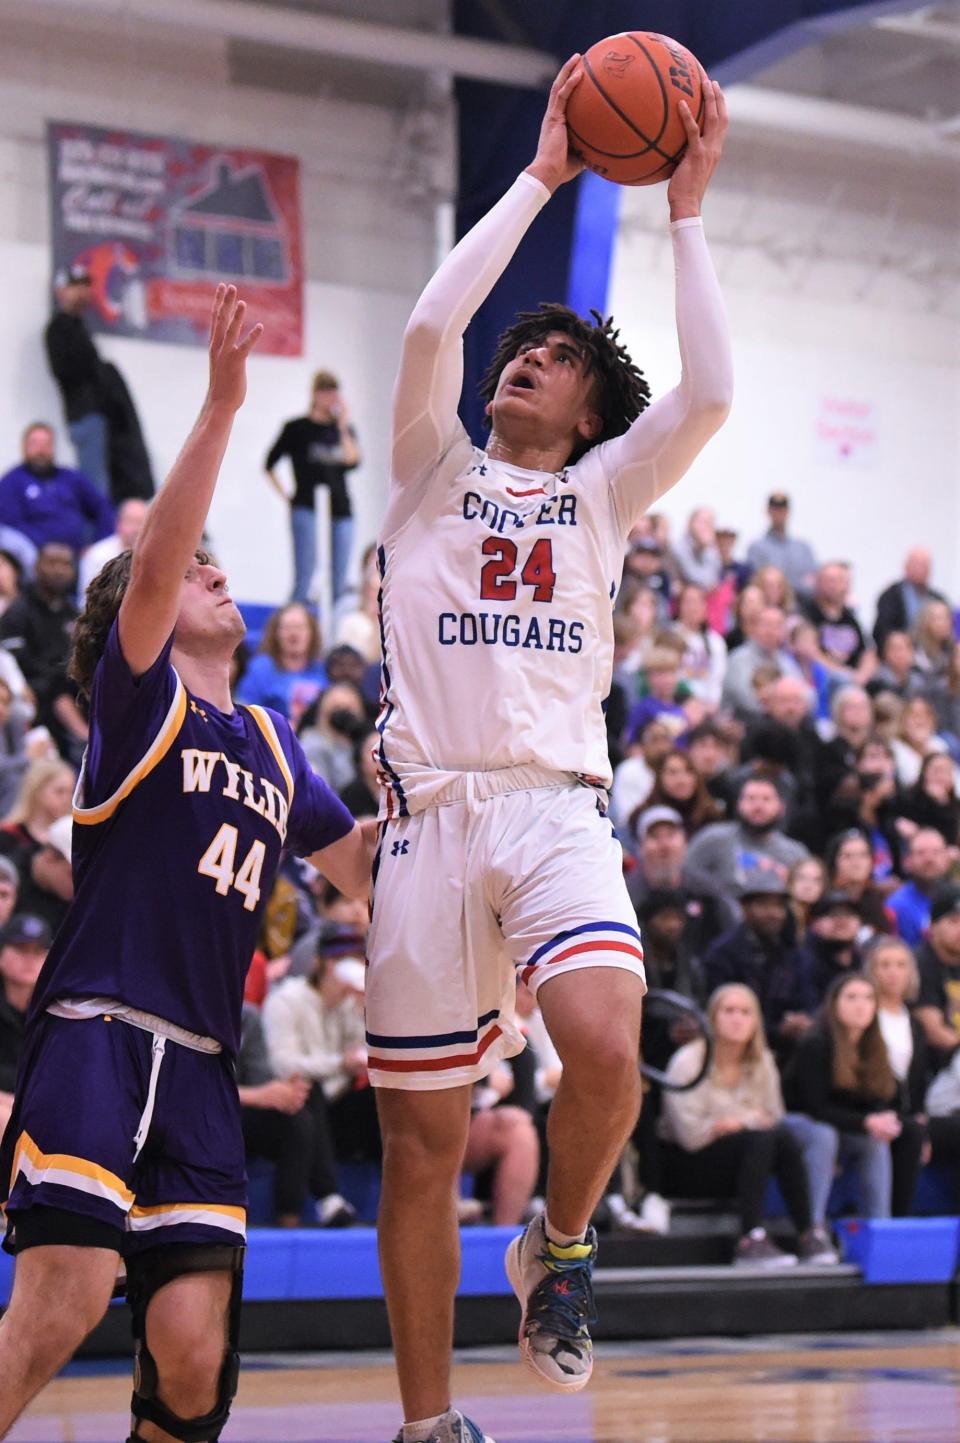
[48,121,303,355]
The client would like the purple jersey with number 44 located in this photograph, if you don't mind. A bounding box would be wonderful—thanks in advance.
[28,621,354,1055]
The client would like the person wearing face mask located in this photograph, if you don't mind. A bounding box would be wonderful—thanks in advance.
[296,681,369,792]
[0,423,114,556]
[797,890,864,1006]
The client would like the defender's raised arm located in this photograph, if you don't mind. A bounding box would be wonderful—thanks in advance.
[119,285,262,677]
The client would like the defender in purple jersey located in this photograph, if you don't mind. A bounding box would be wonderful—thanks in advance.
[0,287,372,1443]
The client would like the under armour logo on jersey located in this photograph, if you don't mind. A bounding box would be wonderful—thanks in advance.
[190,700,209,723]
[391,840,410,857]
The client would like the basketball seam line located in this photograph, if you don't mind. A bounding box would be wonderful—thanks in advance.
[567,121,686,167]
[578,40,669,150]
[574,37,701,170]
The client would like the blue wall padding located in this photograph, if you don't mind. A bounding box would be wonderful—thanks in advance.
[836,1218,960,1285]
[0,1226,522,1306]
[240,1225,521,1301]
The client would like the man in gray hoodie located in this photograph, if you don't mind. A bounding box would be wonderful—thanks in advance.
[684,776,808,919]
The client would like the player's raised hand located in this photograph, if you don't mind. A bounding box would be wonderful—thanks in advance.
[208,283,264,412]
[667,78,728,221]
[526,54,586,194]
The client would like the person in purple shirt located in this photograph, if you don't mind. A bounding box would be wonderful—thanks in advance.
[0,287,373,1443]
[0,422,114,555]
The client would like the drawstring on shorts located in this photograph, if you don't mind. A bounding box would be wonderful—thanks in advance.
[132,1032,167,1163]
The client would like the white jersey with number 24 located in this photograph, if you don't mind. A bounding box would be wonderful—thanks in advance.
[376,172,733,818]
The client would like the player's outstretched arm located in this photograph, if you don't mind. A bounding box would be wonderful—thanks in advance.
[118,285,262,677]
[602,81,733,530]
[390,57,583,495]
[305,817,377,901]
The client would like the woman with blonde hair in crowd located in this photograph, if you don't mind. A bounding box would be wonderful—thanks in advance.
[891,695,951,790]
[783,973,925,1217]
[753,565,796,618]
[1,759,74,848]
[0,758,76,927]
[871,689,904,744]
[912,599,954,682]
[671,582,727,708]
[788,856,828,941]
[659,984,836,1267]
[862,938,930,1132]
[237,601,328,726]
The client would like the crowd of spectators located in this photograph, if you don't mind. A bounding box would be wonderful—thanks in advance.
[2,410,960,1272]
[217,491,960,1262]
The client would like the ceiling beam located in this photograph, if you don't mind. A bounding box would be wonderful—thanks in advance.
[26,0,559,88]
[727,82,960,163]
[874,11,960,47]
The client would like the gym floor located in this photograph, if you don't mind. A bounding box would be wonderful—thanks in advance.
[8,1330,960,1442]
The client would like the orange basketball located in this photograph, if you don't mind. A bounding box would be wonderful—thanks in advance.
[566,32,706,186]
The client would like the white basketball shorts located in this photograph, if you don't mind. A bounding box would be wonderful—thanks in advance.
[365,781,646,1091]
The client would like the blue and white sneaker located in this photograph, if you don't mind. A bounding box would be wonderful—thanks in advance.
[504,1213,598,1392]
[390,1410,496,1442]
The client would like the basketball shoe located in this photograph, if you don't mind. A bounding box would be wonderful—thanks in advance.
[504,1213,598,1392]
[390,1410,496,1442]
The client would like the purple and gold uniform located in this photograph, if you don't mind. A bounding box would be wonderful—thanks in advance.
[1,621,354,1253]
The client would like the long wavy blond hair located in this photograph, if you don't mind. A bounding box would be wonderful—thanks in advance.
[4,758,75,827]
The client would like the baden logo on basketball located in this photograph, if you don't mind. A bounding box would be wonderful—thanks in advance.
[602,50,635,79]
[663,40,696,99]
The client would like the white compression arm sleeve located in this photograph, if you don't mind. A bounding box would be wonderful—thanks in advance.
[390,171,551,493]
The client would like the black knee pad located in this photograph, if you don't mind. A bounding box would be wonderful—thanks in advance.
[126,1243,244,1443]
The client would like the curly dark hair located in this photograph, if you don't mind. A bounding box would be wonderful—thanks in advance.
[69,547,212,705]
[478,303,651,463]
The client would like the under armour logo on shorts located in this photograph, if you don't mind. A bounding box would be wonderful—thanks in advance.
[391,840,410,857]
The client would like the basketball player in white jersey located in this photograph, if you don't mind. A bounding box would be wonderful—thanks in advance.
[368,56,732,1443]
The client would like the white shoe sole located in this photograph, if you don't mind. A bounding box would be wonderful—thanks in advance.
[504,1233,593,1394]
